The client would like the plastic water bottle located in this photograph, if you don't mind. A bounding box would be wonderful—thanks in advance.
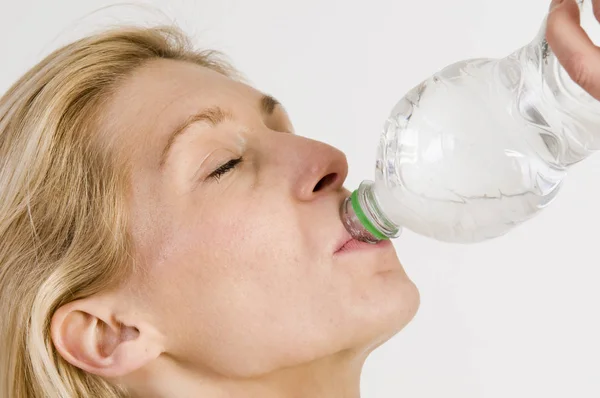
[341,0,600,243]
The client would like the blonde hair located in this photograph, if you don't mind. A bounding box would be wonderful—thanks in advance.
[0,25,237,398]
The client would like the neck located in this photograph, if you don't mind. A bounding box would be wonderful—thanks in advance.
[128,350,365,398]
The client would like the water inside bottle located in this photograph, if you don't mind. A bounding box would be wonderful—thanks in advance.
[374,57,568,243]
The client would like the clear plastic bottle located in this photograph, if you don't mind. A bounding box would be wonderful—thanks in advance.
[342,0,600,243]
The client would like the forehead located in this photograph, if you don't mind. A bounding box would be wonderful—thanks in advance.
[100,58,259,163]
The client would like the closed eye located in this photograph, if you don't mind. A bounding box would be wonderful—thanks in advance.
[208,157,243,181]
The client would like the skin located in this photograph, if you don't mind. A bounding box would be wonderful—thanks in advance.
[50,0,600,396]
[51,58,420,398]
[547,0,600,100]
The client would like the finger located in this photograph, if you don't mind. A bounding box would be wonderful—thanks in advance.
[594,0,600,22]
[547,0,600,99]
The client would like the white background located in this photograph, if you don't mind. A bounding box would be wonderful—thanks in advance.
[1,0,599,397]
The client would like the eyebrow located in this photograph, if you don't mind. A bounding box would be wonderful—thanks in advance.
[158,94,281,169]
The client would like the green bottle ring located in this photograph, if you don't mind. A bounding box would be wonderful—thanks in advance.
[350,189,389,241]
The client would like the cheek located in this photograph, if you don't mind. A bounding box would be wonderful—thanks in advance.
[158,236,312,373]
[156,201,351,373]
[197,204,316,306]
[165,201,297,297]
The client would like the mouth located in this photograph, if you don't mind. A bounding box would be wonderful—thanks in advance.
[333,234,391,255]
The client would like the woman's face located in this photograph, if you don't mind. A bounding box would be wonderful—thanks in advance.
[103,59,419,377]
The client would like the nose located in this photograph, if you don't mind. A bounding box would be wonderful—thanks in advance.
[295,139,348,201]
[265,134,349,201]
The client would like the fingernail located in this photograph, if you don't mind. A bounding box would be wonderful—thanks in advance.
[549,0,564,11]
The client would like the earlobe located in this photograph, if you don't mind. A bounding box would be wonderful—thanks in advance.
[51,297,163,378]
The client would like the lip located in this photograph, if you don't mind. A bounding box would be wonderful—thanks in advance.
[333,232,391,255]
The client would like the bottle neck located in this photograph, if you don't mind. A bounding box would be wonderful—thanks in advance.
[341,180,401,243]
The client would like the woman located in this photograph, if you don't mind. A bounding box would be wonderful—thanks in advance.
[0,0,597,396]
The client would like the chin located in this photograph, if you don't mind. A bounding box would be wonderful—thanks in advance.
[377,274,420,333]
[329,245,420,354]
[345,273,420,353]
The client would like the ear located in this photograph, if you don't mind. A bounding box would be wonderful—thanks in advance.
[50,295,163,378]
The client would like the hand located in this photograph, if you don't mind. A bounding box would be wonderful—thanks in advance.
[547,0,600,101]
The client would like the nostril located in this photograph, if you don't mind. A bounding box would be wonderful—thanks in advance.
[313,173,338,192]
